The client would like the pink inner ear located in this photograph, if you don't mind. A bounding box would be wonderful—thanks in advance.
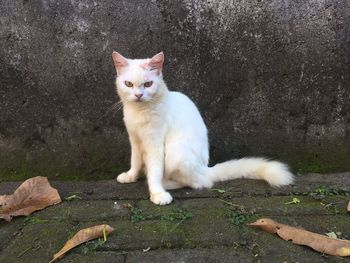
[112,52,128,75]
[140,59,151,70]
[148,52,164,73]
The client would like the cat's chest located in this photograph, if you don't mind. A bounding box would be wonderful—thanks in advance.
[125,116,150,131]
[124,109,165,134]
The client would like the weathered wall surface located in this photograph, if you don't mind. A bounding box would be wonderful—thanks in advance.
[0,0,349,180]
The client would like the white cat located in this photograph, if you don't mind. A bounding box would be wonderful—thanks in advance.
[112,51,294,205]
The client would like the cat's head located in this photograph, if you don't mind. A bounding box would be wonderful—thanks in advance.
[112,52,165,103]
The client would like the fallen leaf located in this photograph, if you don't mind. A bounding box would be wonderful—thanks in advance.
[64,194,82,201]
[143,247,151,252]
[211,188,226,194]
[326,232,338,239]
[0,176,61,221]
[347,201,350,212]
[122,203,132,208]
[50,224,114,262]
[284,197,301,205]
[248,218,350,257]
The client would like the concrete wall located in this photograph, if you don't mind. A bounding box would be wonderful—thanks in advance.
[1,0,349,179]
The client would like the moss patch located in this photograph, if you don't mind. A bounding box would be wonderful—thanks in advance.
[1,142,349,182]
[277,147,350,174]
[0,140,129,182]
[0,157,127,182]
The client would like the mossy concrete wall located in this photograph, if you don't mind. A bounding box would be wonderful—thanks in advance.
[0,0,349,180]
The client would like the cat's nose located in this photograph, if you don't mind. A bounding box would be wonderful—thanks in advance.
[135,93,143,99]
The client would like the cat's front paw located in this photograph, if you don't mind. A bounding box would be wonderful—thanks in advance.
[116,172,137,184]
[150,191,173,205]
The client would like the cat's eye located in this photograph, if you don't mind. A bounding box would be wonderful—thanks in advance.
[124,81,133,88]
[144,81,153,88]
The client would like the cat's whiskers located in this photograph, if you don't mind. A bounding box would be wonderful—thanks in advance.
[99,101,123,120]
[114,102,124,113]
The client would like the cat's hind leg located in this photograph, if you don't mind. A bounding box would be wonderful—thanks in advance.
[165,142,213,190]
[162,178,185,190]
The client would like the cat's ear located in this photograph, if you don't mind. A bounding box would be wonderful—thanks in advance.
[148,52,164,74]
[112,51,128,76]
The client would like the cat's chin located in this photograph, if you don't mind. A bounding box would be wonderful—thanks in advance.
[127,98,144,103]
[131,98,149,103]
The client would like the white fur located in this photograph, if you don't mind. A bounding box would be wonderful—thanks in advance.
[113,52,294,205]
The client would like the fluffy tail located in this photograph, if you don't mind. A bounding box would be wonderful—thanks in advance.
[207,157,294,187]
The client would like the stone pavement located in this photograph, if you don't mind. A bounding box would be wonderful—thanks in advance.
[0,173,350,263]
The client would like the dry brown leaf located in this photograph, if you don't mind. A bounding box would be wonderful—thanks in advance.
[347,201,350,212]
[0,176,61,221]
[50,224,114,262]
[248,218,350,257]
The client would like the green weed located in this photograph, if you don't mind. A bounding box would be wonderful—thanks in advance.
[24,216,49,225]
[309,186,350,200]
[130,207,145,223]
[80,238,106,254]
[129,207,192,223]
[285,197,301,205]
[158,208,193,221]
[228,211,249,226]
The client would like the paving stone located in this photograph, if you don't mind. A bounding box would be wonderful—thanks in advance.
[126,248,255,263]
[60,252,125,263]
[33,200,132,222]
[0,222,77,263]
[0,217,25,252]
[1,174,350,262]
